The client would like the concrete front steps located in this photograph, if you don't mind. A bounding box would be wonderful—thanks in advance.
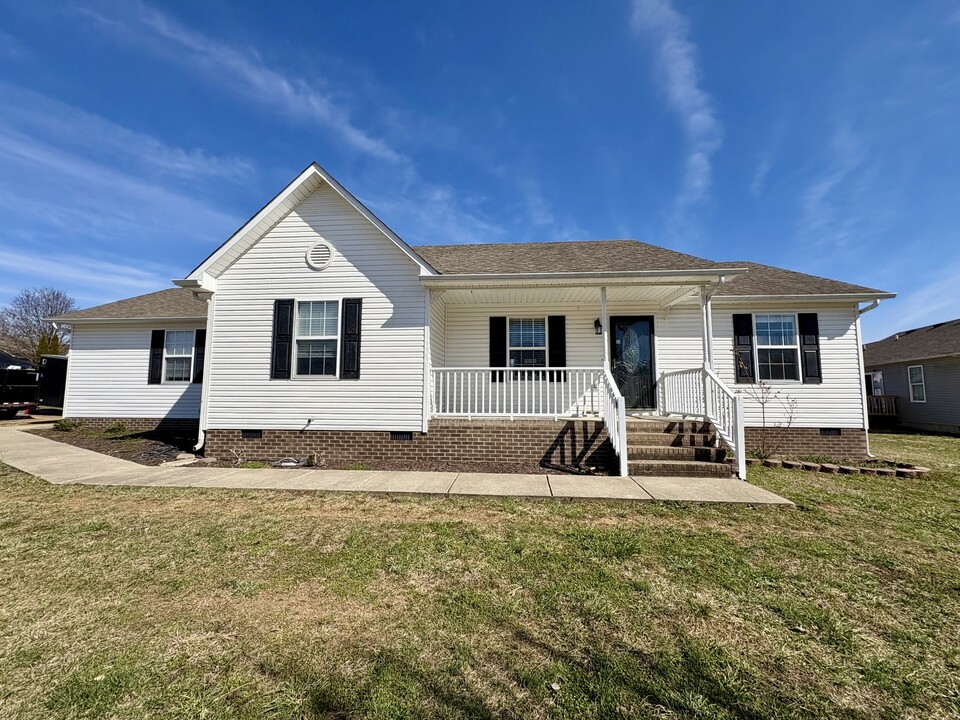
[626,417,733,478]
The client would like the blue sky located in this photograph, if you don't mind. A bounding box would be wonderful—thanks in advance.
[1,1,958,341]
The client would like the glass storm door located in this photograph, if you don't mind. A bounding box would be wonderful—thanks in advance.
[609,316,655,408]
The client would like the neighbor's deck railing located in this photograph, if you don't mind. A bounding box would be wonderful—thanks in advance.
[661,367,746,480]
[430,367,629,476]
[867,395,898,417]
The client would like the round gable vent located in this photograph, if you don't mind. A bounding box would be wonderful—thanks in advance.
[305,240,334,270]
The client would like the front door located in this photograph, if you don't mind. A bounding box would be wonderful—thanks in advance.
[609,316,655,408]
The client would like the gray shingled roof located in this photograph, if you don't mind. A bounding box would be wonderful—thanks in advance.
[50,289,206,322]
[412,240,717,274]
[863,318,960,366]
[713,261,888,297]
[413,240,890,297]
[51,241,891,322]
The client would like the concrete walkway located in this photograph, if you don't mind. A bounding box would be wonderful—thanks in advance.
[0,426,793,506]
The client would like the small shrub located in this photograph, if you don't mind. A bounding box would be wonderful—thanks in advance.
[54,419,83,432]
[241,461,270,469]
[102,422,128,436]
[345,463,368,471]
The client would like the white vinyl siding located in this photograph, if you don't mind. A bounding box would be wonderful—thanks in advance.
[713,304,866,428]
[429,292,445,368]
[205,184,426,432]
[440,302,701,377]
[64,322,202,419]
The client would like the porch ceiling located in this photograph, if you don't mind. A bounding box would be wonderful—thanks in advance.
[433,284,703,306]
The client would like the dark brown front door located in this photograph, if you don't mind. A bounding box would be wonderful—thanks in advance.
[609,316,655,408]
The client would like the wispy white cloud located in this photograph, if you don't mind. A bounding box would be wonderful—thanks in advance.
[796,122,868,246]
[750,155,773,196]
[0,84,253,182]
[630,0,722,210]
[861,256,960,342]
[79,2,526,245]
[0,249,178,295]
[80,4,405,165]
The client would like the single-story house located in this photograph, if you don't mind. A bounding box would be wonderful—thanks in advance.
[50,163,895,478]
[863,318,960,434]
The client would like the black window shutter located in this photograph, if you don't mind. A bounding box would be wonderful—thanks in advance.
[148,329,164,385]
[547,315,566,382]
[192,329,206,384]
[732,314,755,383]
[340,298,362,379]
[271,299,294,380]
[489,316,507,382]
[798,313,822,384]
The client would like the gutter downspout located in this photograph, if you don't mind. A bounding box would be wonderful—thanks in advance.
[193,291,216,452]
[855,299,883,458]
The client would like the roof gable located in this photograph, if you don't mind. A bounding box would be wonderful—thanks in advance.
[184,163,436,284]
[864,318,960,366]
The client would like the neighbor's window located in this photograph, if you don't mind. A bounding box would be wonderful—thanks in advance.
[908,365,926,402]
[508,318,546,368]
[755,314,799,381]
[164,330,194,382]
[297,300,339,376]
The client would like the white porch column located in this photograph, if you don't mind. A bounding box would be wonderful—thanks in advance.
[600,286,609,368]
[699,285,714,369]
[422,288,432,433]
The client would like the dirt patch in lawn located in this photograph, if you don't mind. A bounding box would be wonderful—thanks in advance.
[30,428,193,466]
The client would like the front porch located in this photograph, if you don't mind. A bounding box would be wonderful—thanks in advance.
[423,274,748,479]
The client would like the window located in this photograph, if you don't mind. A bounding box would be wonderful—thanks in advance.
[508,318,546,369]
[908,365,925,402]
[164,330,194,382]
[296,300,339,376]
[755,314,799,381]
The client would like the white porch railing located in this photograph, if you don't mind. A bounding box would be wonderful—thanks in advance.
[430,367,629,476]
[661,367,747,480]
[431,367,605,419]
[600,367,629,477]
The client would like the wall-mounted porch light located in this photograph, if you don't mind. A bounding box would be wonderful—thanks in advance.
[594,318,603,335]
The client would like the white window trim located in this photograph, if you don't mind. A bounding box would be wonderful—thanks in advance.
[294,298,341,379]
[908,364,926,403]
[163,329,195,384]
[753,313,801,383]
[506,316,549,370]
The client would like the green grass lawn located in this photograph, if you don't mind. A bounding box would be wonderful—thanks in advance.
[1,431,958,719]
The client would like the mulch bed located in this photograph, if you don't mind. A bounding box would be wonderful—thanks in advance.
[31,429,193,466]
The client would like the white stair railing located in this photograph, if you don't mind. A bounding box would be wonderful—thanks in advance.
[661,367,746,480]
[600,367,629,477]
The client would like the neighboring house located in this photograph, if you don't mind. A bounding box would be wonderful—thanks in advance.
[50,163,894,478]
[863,319,960,434]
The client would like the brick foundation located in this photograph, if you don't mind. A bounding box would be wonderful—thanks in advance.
[744,426,869,460]
[203,418,614,472]
[66,417,199,444]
